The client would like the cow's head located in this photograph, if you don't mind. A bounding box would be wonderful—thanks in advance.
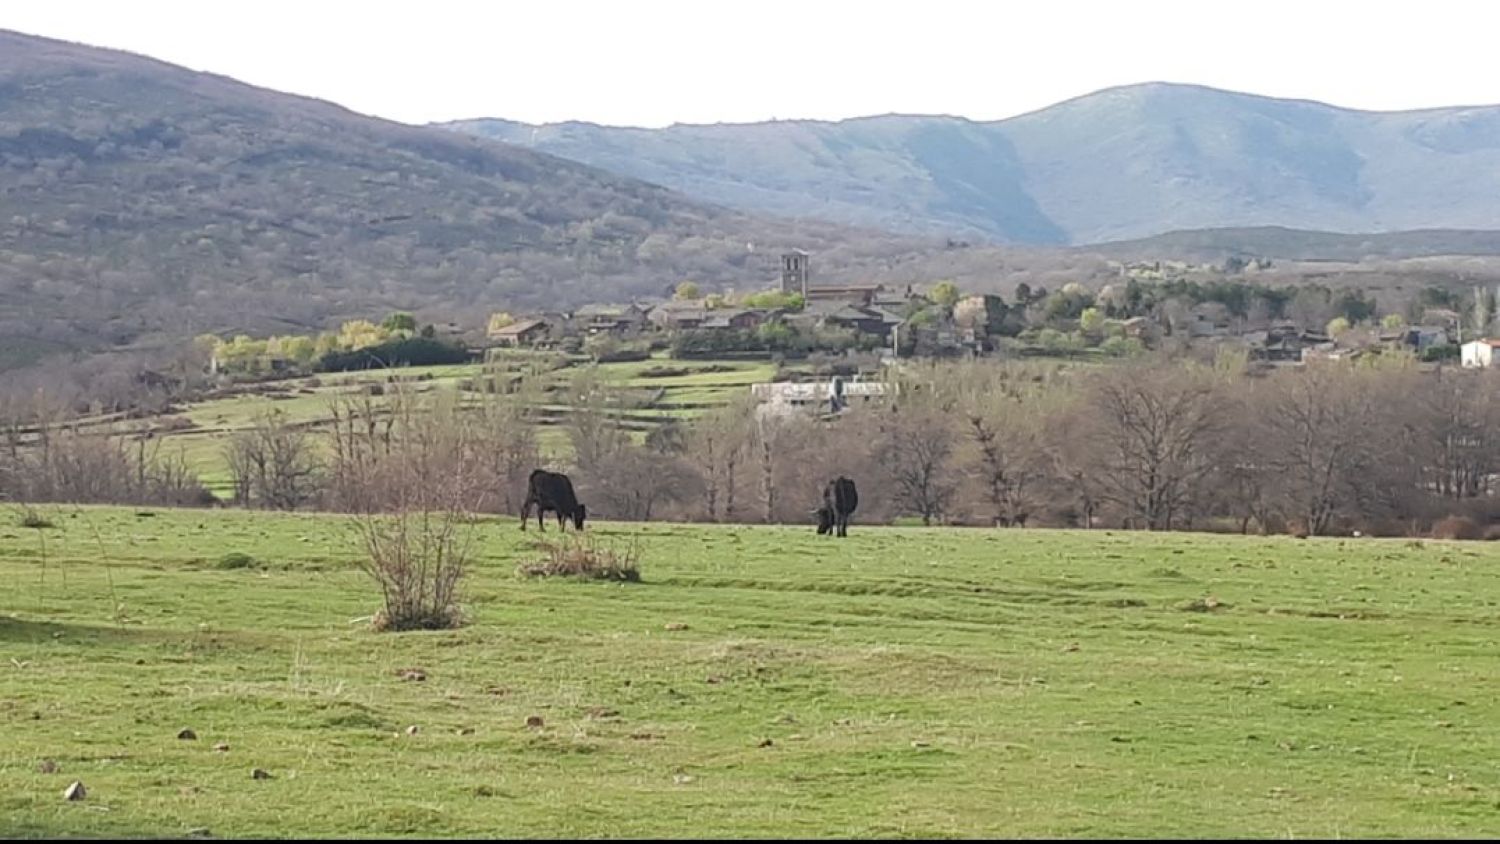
[572,503,587,531]
[814,506,833,535]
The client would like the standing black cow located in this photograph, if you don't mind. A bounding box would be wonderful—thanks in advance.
[815,476,858,537]
[520,469,587,532]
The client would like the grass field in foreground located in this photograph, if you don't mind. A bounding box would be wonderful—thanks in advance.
[3,507,1500,838]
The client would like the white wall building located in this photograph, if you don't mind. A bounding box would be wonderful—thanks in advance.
[1461,339,1500,368]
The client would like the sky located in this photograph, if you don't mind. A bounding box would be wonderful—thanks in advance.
[4,0,1500,128]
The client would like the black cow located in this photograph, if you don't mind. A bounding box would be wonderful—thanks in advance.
[520,469,587,532]
[815,476,858,537]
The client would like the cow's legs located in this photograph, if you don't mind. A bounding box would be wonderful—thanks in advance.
[520,496,533,531]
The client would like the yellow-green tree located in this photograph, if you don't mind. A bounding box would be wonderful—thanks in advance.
[338,320,388,351]
[487,312,516,335]
[283,335,318,366]
[314,332,339,358]
[930,280,961,309]
[674,281,702,300]
[1079,307,1106,338]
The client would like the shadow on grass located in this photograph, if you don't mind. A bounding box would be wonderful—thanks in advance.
[2,819,195,840]
[0,616,183,647]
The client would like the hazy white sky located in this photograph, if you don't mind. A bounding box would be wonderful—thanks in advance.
[4,0,1499,128]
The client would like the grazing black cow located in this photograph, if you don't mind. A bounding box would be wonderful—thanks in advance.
[520,469,587,532]
[815,476,858,537]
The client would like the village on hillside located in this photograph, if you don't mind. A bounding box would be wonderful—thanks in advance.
[482,249,1498,372]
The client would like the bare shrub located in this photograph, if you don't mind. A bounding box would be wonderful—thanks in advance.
[0,400,213,507]
[330,386,490,632]
[362,502,472,631]
[1482,525,1500,542]
[1431,515,1482,541]
[519,535,641,582]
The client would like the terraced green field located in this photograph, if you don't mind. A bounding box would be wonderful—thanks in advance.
[78,355,778,497]
[4,506,1500,837]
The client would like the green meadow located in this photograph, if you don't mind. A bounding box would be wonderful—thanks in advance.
[4,506,1500,837]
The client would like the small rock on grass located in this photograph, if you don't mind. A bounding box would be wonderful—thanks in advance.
[405,725,420,736]
[664,622,688,631]
[251,768,271,780]
[63,781,86,800]
[756,738,774,748]
[395,667,427,682]
[177,728,197,740]
[38,759,58,774]
[525,715,544,729]
[213,743,229,752]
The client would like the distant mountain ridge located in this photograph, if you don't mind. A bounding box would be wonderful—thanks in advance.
[442,83,1500,245]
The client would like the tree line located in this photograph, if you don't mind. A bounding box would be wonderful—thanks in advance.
[7,355,1500,539]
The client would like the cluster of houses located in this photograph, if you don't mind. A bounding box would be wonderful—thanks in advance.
[1177,302,1467,366]
[488,251,928,351]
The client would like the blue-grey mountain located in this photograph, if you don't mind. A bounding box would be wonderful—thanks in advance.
[443,84,1500,245]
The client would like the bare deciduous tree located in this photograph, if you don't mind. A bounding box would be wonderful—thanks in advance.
[684,397,753,522]
[1257,364,1391,536]
[962,398,1045,527]
[878,404,958,526]
[224,410,320,510]
[1088,365,1221,530]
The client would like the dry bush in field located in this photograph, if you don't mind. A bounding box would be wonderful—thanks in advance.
[1431,515,1482,541]
[519,534,642,582]
[330,387,494,632]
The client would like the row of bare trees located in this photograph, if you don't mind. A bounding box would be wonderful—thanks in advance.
[560,356,1500,537]
[10,354,1500,538]
[0,401,212,508]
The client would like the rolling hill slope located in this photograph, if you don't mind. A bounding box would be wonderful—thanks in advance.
[0,30,933,364]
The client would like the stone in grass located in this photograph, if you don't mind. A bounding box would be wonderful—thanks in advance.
[63,781,86,801]
[177,728,198,740]
[525,715,544,729]
[213,742,230,752]
[395,667,427,682]
[38,759,58,774]
[251,768,272,780]
[405,725,420,736]
[664,622,688,631]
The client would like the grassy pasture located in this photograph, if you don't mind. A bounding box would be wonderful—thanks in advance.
[4,507,1500,837]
